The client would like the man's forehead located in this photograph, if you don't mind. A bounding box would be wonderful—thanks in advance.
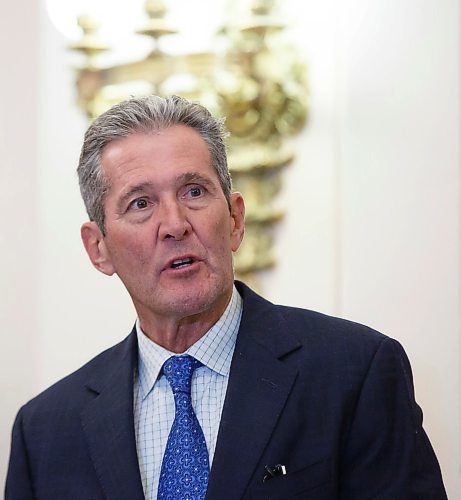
[102,125,204,152]
[100,128,213,176]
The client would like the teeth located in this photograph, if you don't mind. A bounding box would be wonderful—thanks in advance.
[171,258,193,269]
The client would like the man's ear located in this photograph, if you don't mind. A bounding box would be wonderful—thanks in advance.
[229,192,245,252]
[81,221,115,276]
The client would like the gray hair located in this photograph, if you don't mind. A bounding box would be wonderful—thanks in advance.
[77,95,231,234]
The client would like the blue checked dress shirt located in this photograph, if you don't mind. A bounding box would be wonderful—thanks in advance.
[134,286,243,499]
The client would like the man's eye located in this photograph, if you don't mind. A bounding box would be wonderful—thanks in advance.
[188,186,203,198]
[130,198,148,210]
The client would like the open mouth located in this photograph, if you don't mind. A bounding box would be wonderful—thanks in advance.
[170,257,194,269]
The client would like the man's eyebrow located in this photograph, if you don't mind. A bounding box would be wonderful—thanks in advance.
[177,172,215,187]
[117,182,154,209]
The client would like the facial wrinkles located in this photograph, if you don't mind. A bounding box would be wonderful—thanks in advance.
[95,129,240,336]
[106,199,224,283]
[118,173,217,212]
[102,130,216,208]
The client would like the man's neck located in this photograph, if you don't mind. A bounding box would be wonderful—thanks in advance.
[135,291,234,353]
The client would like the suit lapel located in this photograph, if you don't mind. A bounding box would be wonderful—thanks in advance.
[80,331,145,500]
[206,283,302,499]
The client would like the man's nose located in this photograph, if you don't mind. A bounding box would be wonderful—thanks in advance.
[158,199,191,241]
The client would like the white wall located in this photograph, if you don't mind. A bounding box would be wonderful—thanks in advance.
[339,3,461,492]
[0,0,40,486]
[1,0,459,496]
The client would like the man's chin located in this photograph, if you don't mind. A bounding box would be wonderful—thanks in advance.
[155,284,231,321]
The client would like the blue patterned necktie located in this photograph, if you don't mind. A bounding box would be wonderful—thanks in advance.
[157,355,210,500]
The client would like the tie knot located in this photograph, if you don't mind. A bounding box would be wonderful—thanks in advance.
[163,355,202,394]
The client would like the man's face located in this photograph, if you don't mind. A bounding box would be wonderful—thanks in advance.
[81,125,245,330]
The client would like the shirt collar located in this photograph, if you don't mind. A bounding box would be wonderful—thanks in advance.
[136,285,243,400]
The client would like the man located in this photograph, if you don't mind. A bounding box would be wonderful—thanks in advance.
[6,95,446,499]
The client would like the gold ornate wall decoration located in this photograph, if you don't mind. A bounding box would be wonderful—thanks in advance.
[70,0,308,286]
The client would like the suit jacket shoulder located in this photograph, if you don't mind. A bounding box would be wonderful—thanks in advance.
[234,280,390,369]
[6,330,145,500]
[18,331,137,418]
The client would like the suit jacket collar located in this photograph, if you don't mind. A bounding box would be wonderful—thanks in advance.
[233,281,303,358]
[206,281,302,499]
[81,331,145,500]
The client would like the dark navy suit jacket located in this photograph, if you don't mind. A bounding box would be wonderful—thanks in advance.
[6,282,447,499]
